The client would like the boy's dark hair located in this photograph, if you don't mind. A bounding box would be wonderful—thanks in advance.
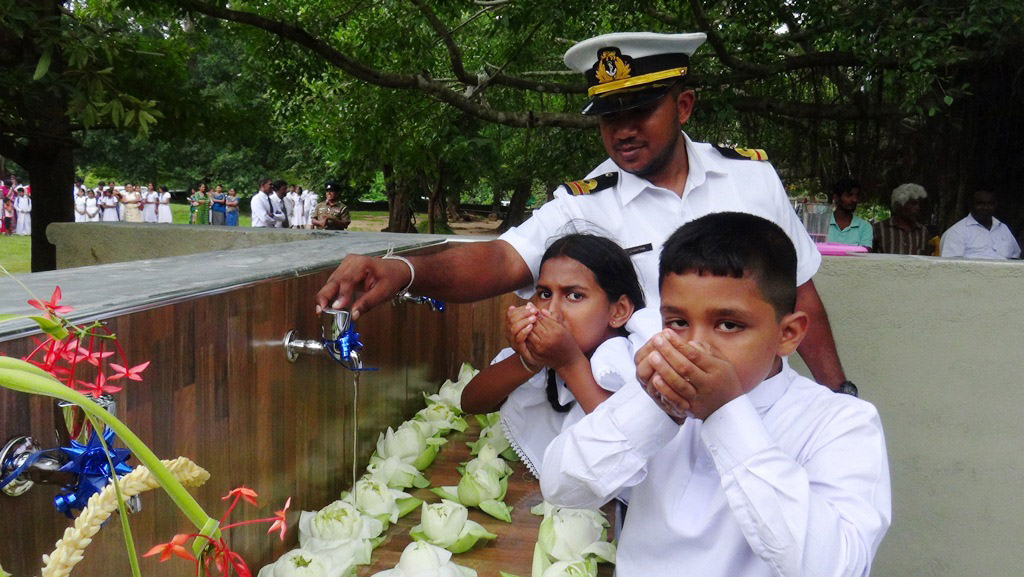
[832,177,860,198]
[540,233,645,412]
[659,212,797,317]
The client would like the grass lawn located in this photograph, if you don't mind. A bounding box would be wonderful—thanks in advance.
[0,234,31,275]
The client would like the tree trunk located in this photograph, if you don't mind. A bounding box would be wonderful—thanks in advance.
[499,179,532,232]
[382,164,415,233]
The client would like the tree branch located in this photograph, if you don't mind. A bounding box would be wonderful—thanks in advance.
[170,0,593,128]
[0,133,28,166]
[408,0,475,86]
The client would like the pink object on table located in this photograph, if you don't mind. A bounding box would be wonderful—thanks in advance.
[815,242,869,256]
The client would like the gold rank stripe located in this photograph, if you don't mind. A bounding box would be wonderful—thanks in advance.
[589,67,688,97]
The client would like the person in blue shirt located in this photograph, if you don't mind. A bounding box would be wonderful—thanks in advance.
[827,177,872,249]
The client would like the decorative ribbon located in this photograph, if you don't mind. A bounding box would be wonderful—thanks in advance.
[54,428,133,517]
[324,324,377,372]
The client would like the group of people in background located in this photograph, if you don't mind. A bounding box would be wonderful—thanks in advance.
[72,181,173,224]
[186,183,241,226]
[1,178,32,236]
[250,178,350,230]
[827,178,1021,260]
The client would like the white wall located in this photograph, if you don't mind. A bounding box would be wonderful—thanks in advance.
[790,254,1024,576]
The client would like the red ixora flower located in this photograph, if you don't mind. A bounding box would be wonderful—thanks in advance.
[223,486,259,507]
[143,533,195,562]
[27,286,74,316]
[267,497,291,541]
[108,360,151,381]
[76,372,124,398]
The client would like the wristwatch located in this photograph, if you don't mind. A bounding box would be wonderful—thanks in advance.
[837,380,859,397]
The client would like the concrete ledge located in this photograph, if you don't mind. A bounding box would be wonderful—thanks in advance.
[2,230,469,340]
[47,222,350,269]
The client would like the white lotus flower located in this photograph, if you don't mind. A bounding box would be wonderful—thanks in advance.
[256,549,336,577]
[533,504,615,571]
[456,362,479,386]
[370,541,477,577]
[297,500,383,569]
[431,466,512,522]
[343,478,420,525]
[425,378,466,412]
[465,444,512,479]
[468,422,511,456]
[415,402,468,436]
[365,455,430,490]
[373,426,426,465]
[410,500,497,553]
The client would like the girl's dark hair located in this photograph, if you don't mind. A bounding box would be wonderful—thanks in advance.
[541,233,646,310]
[539,233,645,412]
[546,369,573,413]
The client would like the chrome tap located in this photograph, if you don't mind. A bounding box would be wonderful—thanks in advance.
[284,308,363,367]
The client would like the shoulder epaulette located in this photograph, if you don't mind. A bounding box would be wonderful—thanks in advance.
[712,144,769,161]
[561,172,618,196]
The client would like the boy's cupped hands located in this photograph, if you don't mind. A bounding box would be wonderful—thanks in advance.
[635,330,743,422]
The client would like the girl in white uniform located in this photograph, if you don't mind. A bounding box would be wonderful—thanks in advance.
[85,190,100,222]
[74,190,88,222]
[460,233,645,477]
[143,184,159,222]
[13,189,31,235]
[157,186,173,223]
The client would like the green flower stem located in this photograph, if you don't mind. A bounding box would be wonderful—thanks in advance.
[0,360,219,547]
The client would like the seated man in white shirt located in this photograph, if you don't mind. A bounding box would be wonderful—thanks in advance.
[541,212,891,577]
[940,189,1021,259]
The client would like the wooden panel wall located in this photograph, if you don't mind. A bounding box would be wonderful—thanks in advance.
[0,266,520,576]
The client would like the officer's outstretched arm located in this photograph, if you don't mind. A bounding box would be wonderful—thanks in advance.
[315,239,532,320]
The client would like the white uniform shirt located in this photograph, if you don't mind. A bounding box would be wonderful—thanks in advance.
[499,133,821,306]
[250,191,283,228]
[541,360,892,577]
[940,214,1020,259]
[496,336,634,477]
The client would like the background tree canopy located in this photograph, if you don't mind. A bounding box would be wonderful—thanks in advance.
[3,0,1022,268]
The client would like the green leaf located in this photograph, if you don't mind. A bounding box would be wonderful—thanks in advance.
[28,316,69,340]
[396,496,422,518]
[33,47,52,80]
[479,499,513,523]
[0,314,28,324]
[429,486,460,502]
[943,95,954,106]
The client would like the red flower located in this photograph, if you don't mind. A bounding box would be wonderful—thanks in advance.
[267,497,291,541]
[27,286,74,316]
[108,360,151,381]
[84,349,115,366]
[143,533,195,562]
[222,486,259,507]
[77,372,124,398]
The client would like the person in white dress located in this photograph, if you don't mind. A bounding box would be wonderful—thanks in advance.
[85,190,100,222]
[157,186,173,223]
[100,189,120,221]
[302,188,318,228]
[13,188,31,235]
[287,186,302,228]
[143,184,159,223]
[74,188,88,223]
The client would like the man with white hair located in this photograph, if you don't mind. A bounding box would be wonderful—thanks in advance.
[873,183,930,255]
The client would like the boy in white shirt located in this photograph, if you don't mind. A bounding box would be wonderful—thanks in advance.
[541,212,891,577]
